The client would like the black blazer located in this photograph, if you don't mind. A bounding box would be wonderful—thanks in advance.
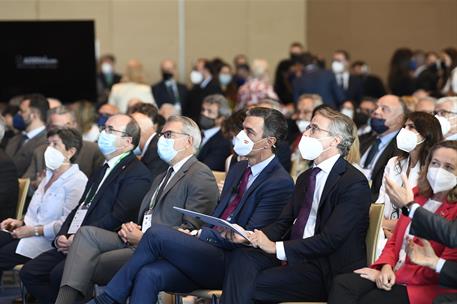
[57,152,152,237]
[183,80,222,122]
[0,149,19,221]
[151,80,188,108]
[141,135,168,183]
[98,73,122,90]
[344,75,364,105]
[263,157,371,289]
[197,130,232,171]
[359,132,399,200]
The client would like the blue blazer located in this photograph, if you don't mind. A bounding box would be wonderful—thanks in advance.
[197,130,232,172]
[199,156,294,249]
[57,152,152,237]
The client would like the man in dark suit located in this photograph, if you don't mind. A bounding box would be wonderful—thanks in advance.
[19,114,152,304]
[351,61,387,99]
[129,103,168,181]
[220,107,372,303]
[197,94,232,171]
[0,116,18,221]
[54,116,219,304]
[88,107,295,304]
[359,95,406,200]
[5,94,49,176]
[183,58,222,123]
[96,54,122,104]
[292,53,345,109]
[151,59,188,109]
[331,50,364,105]
[24,106,104,184]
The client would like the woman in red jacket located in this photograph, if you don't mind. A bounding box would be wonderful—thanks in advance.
[328,140,457,304]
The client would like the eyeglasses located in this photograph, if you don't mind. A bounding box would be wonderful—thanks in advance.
[304,123,332,135]
[434,110,457,117]
[158,130,190,139]
[99,125,131,137]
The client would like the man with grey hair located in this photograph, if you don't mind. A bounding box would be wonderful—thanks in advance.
[221,107,372,303]
[54,115,218,304]
[0,115,19,221]
[435,96,457,140]
[197,94,233,171]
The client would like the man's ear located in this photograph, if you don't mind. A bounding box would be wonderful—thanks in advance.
[267,136,277,148]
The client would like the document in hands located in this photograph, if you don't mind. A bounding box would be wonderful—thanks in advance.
[173,206,250,241]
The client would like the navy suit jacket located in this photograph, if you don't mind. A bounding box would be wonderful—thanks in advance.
[197,130,232,171]
[293,68,345,109]
[263,157,371,289]
[57,152,152,237]
[151,80,188,108]
[199,156,294,249]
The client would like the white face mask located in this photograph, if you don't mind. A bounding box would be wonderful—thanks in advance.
[435,115,451,136]
[296,120,310,133]
[233,130,255,156]
[298,135,331,160]
[396,128,424,153]
[427,167,457,193]
[101,62,113,74]
[190,70,204,84]
[332,61,345,74]
[340,108,354,119]
[44,146,66,171]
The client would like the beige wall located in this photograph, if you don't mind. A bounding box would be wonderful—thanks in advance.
[0,0,306,85]
[307,0,457,85]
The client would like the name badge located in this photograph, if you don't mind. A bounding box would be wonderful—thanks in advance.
[68,204,89,234]
[142,209,153,233]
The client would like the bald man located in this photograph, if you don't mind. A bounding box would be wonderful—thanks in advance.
[151,59,188,109]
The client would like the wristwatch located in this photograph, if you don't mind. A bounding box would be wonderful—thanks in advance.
[33,226,40,236]
[401,201,415,216]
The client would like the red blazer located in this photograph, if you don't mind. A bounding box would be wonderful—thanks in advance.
[371,188,457,304]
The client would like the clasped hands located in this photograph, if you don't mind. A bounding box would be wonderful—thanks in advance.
[0,218,34,239]
[118,222,143,246]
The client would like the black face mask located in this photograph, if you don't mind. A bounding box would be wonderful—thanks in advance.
[199,115,216,130]
[353,111,369,128]
[162,71,174,81]
[290,53,303,63]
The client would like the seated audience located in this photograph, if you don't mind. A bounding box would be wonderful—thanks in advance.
[375,112,442,256]
[151,59,188,110]
[217,62,238,108]
[0,104,19,148]
[328,140,457,304]
[0,115,18,221]
[71,100,99,142]
[218,107,371,303]
[5,94,49,176]
[19,114,152,303]
[55,115,219,304]
[351,61,386,99]
[88,107,294,304]
[340,100,356,119]
[354,97,377,136]
[96,104,120,128]
[274,42,305,104]
[359,95,407,200]
[109,59,156,113]
[435,97,457,140]
[0,128,87,272]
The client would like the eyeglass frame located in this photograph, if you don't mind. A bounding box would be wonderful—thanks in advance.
[304,123,332,136]
[99,125,131,137]
[158,130,191,139]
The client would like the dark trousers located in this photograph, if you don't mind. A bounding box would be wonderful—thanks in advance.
[0,231,30,271]
[327,272,409,304]
[434,293,457,304]
[104,224,227,304]
[19,248,66,304]
[220,247,327,304]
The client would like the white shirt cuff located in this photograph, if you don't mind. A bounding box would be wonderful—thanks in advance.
[275,242,287,261]
[436,258,446,273]
[409,203,420,219]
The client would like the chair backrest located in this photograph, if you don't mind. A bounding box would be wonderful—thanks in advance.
[16,178,30,220]
[212,171,226,185]
[366,204,384,265]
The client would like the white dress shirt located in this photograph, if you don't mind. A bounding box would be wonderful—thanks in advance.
[201,127,220,147]
[16,164,87,258]
[276,153,341,261]
[24,125,46,143]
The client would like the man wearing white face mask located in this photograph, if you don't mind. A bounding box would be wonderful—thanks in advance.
[20,114,152,303]
[0,128,87,280]
[96,54,122,104]
[331,50,363,105]
[220,107,372,303]
[435,97,457,140]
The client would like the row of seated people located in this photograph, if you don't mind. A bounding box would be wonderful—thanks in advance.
[0,102,456,303]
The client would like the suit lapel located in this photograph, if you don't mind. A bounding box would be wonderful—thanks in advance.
[371,138,396,179]
[157,156,197,203]
[317,157,346,209]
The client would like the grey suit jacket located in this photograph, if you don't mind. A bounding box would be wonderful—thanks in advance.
[137,155,219,230]
[24,140,105,180]
[5,130,47,177]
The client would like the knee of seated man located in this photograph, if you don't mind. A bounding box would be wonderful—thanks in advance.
[144,223,172,239]
[134,265,166,286]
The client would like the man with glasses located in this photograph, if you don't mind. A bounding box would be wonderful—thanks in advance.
[359,95,406,199]
[435,97,457,140]
[54,115,219,304]
[20,114,153,304]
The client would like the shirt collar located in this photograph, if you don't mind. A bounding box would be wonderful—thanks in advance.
[203,127,220,141]
[379,130,399,147]
[249,154,275,178]
[105,151,129,168]
[201,76,212,88]
[25,125,46,139]
[141,133,156,157]
[172,154,193,173]
[315,153,341,174]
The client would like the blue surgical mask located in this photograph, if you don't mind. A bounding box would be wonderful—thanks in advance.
[97,130,118,156]
[157,137,178,163]
[219,74,232,86]
[370,118,388,134]
[13,113,26,131]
